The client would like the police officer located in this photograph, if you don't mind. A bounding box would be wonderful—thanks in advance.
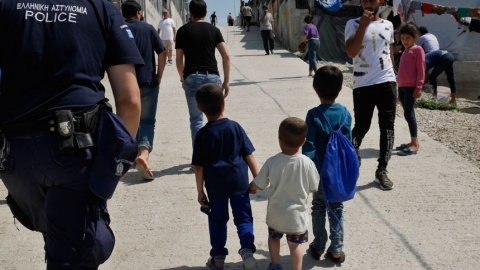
[0,0,144,269]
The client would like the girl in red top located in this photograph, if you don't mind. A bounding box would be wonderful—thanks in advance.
[396,23,425,156]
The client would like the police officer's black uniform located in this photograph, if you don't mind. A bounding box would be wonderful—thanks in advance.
[0,0,144,269]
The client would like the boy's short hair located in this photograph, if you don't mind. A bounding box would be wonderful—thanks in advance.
[195,83,224,115]
[418,26,428,35]
[399,23,419,38]
[189,0,207,18]
[313,65,343,100]
[121,0,141,18]
[279,117,308,148]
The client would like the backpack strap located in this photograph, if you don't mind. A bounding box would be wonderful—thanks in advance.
[315,106,349,133]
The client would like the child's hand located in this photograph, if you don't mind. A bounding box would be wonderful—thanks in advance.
[198,191,208,207]
[413,87,422,99]
[249,182,258,194]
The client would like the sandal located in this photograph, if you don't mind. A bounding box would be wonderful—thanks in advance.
[307,242,323,260]
[395,144,408,151]
[268,263,283,270]
[206,257,224,270]
[397,148,417,156]
[135,163,154,180]
[326,250,345,263]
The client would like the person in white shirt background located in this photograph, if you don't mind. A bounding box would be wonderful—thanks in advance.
[158,10,176,65]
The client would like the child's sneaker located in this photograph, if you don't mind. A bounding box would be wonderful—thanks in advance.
[239,248,257,270]
[206,257,225,270]
[326,250,345,263]
[375,167,394,190]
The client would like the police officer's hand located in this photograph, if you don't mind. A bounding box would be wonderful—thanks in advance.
[222,82,229,97]
[198,191,208,207]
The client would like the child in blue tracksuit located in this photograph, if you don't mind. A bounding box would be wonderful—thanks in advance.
[192,83,259,270]
[302,66,352,264]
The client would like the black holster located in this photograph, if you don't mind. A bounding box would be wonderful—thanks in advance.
[55,99,110,154]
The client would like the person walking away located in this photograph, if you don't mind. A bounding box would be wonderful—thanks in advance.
[240,3,245,28]
[211,11,218,26]
[396,23,425,156]
[228,12,234,26]
[259,5,275,55]
[300,15,320,76]
[416,26,439,53]
[0,0,143,268]
[193,83,259,270]
[123,0,167,180]
[175,0,230,149]
[345,0,397,190]
[303,66,351,264]
[425,50,457,103]
[250,117,320,270]
[158,10,176,65]
[243,3,255,32]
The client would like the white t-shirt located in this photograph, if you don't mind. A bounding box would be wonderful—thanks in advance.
[243,6,253,17]
[345,18,396,89]
[259,13,274,31]
[157,18,176,40]
[253,153,319,234]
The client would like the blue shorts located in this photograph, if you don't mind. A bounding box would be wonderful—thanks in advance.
[268,227,308,243]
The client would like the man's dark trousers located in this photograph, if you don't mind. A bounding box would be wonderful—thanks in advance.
[261,30,274,54]
[351,82,397,169]
[1,134,114,269]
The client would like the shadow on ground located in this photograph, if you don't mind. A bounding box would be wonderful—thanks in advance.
[122,164,193,186]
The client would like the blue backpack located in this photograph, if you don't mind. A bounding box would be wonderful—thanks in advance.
[315,106,359,231]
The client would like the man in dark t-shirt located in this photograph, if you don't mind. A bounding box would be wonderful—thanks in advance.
[122,0,166,181]
[210,11,218,26]
[0,0,143,268]
[176,0,230,148]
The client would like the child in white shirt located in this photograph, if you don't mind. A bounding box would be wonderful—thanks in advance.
[249,117,320,270]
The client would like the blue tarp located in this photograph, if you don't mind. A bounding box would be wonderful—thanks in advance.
[316,0,347,12]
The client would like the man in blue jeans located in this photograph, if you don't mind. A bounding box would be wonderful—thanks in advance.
[176,0,230,150]
[425,50,457,103]
[123,0,167,180]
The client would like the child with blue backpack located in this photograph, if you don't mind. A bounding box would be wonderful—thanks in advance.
[302,65,353,263]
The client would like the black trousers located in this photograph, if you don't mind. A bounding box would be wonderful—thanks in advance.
[352,82,397,169]
[261,30,274,54]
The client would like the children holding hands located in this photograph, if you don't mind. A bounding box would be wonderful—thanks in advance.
[194,68,354,269]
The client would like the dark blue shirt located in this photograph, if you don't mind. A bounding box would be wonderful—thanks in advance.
[0,0,144,125]
[192,118,255,198]
[303,104,352,170]
[125,19,165,88]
